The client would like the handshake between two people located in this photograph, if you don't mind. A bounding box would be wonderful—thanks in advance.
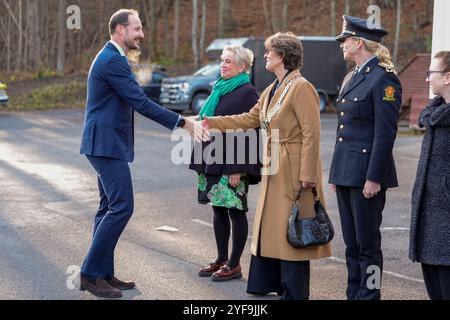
[182,115,215,143]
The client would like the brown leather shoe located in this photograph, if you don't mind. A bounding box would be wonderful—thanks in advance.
[105,276,135,290]
[211,264,242,282]
[80,276,122,298]
[198,261,227,277]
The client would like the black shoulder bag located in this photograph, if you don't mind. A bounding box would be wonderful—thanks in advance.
[287,187,334,248]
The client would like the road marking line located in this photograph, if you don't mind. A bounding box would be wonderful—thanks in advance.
[383,271,424,283]
[193,220,423,284]
[382,227,410,231]
[327,257,424,283]
[192,219,213,228]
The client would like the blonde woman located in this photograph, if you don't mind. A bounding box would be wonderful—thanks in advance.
[329,16,402,300]
[189,45,261,282]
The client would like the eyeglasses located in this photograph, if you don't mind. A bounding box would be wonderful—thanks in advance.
[426,70,448,78]
[264,48,273,55]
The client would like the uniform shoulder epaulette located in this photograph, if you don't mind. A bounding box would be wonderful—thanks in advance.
[378,62,395,73]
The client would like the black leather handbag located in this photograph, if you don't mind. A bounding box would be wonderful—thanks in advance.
[287,187,334,248]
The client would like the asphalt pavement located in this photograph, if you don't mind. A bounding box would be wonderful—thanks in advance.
[0,109,428,300]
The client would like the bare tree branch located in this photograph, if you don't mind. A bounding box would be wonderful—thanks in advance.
[0,16,8,41]
[1,0,19,29]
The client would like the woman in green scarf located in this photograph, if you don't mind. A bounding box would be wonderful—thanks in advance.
[189,45,261,282]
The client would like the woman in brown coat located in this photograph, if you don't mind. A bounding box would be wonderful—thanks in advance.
[204,32,332,300]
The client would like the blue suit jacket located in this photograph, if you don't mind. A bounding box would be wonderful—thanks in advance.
[80,42,179,162]
[328,57,402,188]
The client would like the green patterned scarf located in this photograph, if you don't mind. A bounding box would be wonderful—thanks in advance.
[198,72,250,120]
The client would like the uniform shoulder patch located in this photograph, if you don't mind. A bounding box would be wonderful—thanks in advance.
[383,86,396,102]
[378,62,395,73]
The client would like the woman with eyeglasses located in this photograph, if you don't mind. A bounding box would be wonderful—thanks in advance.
[409,51,450,300]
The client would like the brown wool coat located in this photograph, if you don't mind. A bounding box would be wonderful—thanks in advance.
[208,70,332,261]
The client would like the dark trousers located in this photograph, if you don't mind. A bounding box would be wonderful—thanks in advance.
[421,264,450,300]
[81,155,134,279]
[246,255,310,300]
[336,186,386,300]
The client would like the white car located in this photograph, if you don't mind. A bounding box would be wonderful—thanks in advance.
[0,82,8,105]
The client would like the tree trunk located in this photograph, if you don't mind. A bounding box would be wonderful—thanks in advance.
[200,0,206,62]
[24,4,28,71]
[345,0,351,15]
[6,7,10,72]
[17,0,22,71]
[34,0,41,71]
[143,0,159,61]
[2,0,23,70]
[218,0,229,37]
[270,0,278,33]
[151,0,159,61]
[99,0,105,44]
[149,0,157,60]
[57,0,66,74]
[0,19,5,70]
[27,0,41,71]
[218,0,224,37]
[162,0,170,57]
[262,0,274,34]
[331,0,336,36]
[393,0,401,65]
[43,0,49,67]
[282,0,288,31]
[173,0,179,61]
[192,0,200,68]
[25,1,32,71]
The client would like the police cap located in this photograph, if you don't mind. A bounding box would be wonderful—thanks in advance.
[335,15,388,43]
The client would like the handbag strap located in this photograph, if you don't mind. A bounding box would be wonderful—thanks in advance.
[295,186,320,202]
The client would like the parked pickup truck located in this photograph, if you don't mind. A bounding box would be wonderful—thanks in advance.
[0,81,8,105]
[159,63,220,114]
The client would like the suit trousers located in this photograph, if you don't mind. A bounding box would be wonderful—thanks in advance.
[336,186,386,300]
[81,155,134,278]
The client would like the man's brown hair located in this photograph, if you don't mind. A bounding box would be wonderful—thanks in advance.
[109,9,139,37]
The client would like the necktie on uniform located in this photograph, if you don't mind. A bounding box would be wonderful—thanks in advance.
[349,68,358,84]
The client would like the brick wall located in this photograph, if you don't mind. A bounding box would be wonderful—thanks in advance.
[398,54,431,126]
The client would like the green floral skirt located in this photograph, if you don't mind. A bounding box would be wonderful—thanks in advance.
[197,173,249,211]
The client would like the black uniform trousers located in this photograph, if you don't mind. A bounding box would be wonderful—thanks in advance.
[336,185,386,300]
[421,264,450,300]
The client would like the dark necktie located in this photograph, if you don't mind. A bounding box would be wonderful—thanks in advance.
[350,69,358,84]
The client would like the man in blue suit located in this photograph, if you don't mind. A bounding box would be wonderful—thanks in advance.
[79,9,207,298]
[329,16,402,300]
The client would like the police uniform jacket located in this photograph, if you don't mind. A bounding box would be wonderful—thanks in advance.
[329,57,402,188]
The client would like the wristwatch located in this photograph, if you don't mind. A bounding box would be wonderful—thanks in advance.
[176,117,186,128]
